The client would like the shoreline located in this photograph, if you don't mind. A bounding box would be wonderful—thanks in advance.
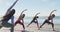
[0,24,60,32]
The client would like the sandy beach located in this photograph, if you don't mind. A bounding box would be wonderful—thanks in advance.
[0,23,60,32]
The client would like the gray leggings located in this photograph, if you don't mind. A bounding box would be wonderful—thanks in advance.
[0,21,14,32]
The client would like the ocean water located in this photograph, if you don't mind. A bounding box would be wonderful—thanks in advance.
[24,16,60,24]
[0,16,60,24]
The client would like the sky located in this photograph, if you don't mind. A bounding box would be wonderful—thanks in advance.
[0,0,60,17]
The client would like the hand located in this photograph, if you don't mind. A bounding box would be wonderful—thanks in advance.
[16,0,19,1]
[37,13,40,15]
[37,13,40,14]
[23,9,27,11]
[53,10,56,11]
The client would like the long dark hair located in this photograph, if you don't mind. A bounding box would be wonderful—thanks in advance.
[2,9,15,21]
[22,14,25,18]
[52,14,55,18]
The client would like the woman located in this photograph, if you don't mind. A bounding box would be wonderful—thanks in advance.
[27,13,40,30]
[15,9,27,30]
[40,10,56,31]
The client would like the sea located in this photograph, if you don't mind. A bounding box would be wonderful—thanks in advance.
[0,16,60,24]
[24,16,60,24]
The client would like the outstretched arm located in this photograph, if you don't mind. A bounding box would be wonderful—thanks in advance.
[35,13,40,17]
[6,0,18,14]
[20,9,27,15]
[49,10,56,16]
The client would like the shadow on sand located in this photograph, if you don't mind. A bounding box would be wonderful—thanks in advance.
[54,30,60,32]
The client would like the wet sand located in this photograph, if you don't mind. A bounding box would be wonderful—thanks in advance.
[0,24,60,32]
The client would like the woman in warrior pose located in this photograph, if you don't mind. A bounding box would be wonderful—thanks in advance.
[15,9,27,30]
[0,0,18,32]
[40,10,56,31]
[27,13,40,30]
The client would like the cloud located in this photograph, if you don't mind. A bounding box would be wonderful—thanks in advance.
[41,0,49,2]
[0,0,2,3]
[50,2,56,7]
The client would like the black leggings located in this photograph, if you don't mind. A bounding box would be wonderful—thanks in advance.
[27,20,39,29]
[40,20,54,29]
[28,20,38,26]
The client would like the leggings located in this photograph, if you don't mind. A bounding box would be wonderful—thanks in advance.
[15,20,25,29]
